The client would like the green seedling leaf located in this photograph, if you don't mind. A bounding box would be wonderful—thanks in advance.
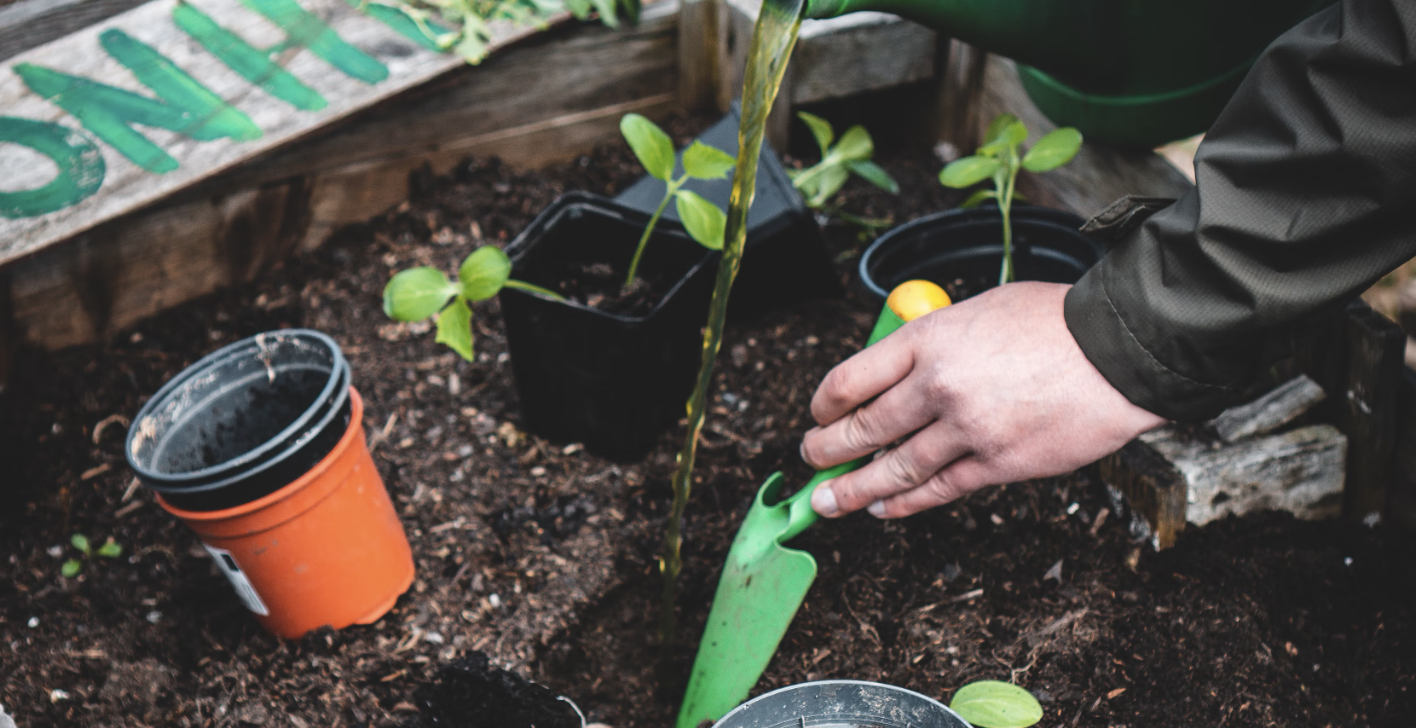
[984,113,1020,145]
[61,559,82,578]
[674,190,726,250]
[832,125,874,162]
[458,246,512,301]
[620,113,675,181]
[682,141,735,180]
[950,681,1044,728]
[958,188,998,209]
[384,267,459,321]
[808,164,850,207]
[1022,127,1083,172]
[847,160,899,194]
[586,0,619,28]
[71,533,91,556]
[796,111,834,156]
[435,297,474,362]
[979,120,1027,157]
[96,539,122,558]
[939,155,1002,188]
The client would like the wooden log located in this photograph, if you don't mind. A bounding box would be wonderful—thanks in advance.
[1209,374,1326,444]
[0,0,149,62]
[1339,303,1406,523]
[677,0,719,111]
[1391,367,1416,531]
[1096,436,1188,550]
[6,3,680,351]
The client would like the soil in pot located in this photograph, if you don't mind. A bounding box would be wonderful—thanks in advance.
[1,115,1411,728]
[859,205,1106,302]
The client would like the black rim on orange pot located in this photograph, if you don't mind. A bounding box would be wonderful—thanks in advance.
[859,205,1105,301]
[125,329,353,511]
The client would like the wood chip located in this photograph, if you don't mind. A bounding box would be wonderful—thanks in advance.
[91,415,130,444]
[1107,688,1127,699]
[380,670,407,682]
[1089,507,1111,536]
[114,500,144,518]
[80,463,111,480]
[121,477,141,503]
[949,588,984,603]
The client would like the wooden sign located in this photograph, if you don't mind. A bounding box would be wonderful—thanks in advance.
[0,0,559,267]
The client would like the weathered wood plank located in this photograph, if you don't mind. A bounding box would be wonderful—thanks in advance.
[0,0,569,268]
[931,38,986,157]
[973,55,1194,220]
[677,0,717,111]
[791,11,933,105]
[7,3,680,351]
[0,0,149,61]
[1209,374,1326,444]
[1096,436,1188,550]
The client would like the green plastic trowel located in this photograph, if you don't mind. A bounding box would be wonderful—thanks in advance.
[676,280,952,728]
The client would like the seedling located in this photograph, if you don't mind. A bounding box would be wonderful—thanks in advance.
[383,246,564,361]
[788,112,898,208]
[61,533,122,577]
[950,681,1044,728]
[938,114,1082,285]
[378,0,637,64]
[618,113,734,291]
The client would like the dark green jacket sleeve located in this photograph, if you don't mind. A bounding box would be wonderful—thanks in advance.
[1064,0,1416,421]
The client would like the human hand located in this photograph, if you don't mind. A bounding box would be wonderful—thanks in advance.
[801,281,1166,518]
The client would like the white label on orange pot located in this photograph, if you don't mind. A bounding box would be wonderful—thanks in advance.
[203,544,270,616]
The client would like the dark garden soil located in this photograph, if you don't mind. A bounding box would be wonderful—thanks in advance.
[2,112,1414,728]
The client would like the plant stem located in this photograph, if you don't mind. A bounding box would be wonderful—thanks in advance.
[998,154,1018,286]
[503,279,567,301]
[624,180,678,291]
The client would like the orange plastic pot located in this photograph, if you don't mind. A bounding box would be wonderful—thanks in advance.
[159,388,413,639]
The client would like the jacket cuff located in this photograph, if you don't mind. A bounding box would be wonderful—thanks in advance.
[1064,264,1245,422]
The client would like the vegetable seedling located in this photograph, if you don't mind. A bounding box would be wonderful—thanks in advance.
[618,113,734,291]
[376,0,637,65]
[788,112,898,208]
[938,113,1082,285]
[950,681,1044,728]
[61,533,122,577]
[383,245,564,361]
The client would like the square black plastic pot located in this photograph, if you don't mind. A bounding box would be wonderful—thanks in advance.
[614,106,841,316]
[499,192,715,461]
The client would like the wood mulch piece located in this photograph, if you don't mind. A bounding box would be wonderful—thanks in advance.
[1,111,1413,728]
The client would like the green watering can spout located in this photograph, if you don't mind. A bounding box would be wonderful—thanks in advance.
[800,0,1331,146]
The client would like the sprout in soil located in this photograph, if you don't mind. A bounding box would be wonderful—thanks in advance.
[61,533,122,577]
[383,245,564,361]
[788,111,899,209]
[938,113,1082,285]
[375,0,638,65]
[618,113,734,292]
[950,680,1044,728]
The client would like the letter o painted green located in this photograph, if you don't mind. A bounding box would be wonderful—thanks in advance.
[0,116,105,219]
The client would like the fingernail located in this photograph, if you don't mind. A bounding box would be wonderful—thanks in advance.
[867,500,886,518]
[799,440,809,463]
[812,485,839,517]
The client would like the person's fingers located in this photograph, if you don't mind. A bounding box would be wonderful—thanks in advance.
[800,373,938,469]
[811,419,969,517]
[864,456,990,519]
[809,334,915,427]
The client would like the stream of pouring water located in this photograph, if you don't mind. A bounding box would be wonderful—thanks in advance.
[660,0,806,643]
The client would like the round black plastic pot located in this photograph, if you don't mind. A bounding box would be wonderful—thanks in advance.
[125,330,353,511]
[713,680,969,728]
[500,192,716,462]
[859,205,1105,301]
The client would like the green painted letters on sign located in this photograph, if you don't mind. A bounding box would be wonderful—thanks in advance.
[14,29,261,173]
[0,117,105,218]
[347,0,448,52]
[239,0,389,84]
[172,2,328,111]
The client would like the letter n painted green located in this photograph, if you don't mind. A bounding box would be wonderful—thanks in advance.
[14,30,261,173]
[172,2,327,111]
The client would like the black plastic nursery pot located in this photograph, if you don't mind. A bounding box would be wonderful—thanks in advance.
[500,192,717,461]
[859,205,1106,302]
[713,680,969,728]
[615,106,841,316]
[125,329,353,511]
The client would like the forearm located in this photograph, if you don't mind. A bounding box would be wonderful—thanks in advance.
[1066,0,1416,421]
